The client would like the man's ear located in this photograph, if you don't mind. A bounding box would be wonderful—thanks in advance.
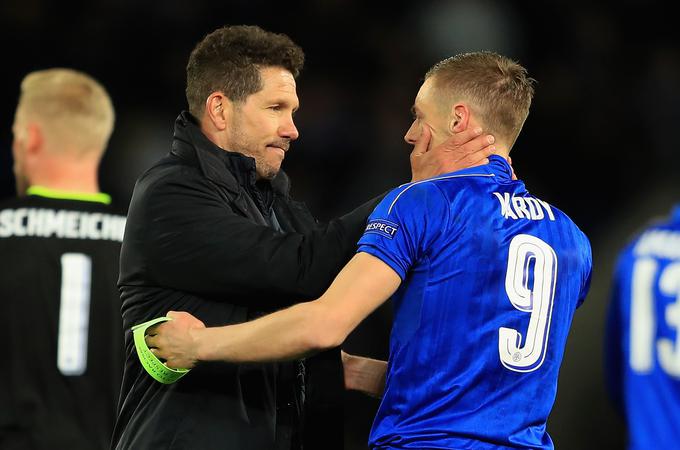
[449,103,470,133]
[205,92,231,131]
[25,122,44,157]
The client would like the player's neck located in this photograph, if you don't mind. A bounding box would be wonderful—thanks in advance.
[29,162,101,194]
[491,148,510,158]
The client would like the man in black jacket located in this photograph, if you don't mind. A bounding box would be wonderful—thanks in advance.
[112,25,495,450]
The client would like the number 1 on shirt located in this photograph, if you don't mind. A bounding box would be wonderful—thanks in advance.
[57,253,92,376]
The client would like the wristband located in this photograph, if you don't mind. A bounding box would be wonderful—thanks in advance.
[132,317,190,384]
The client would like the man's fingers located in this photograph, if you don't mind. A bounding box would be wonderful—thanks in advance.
[145,322,168,347]
[506,156,518,180]
[480,145,495,158]
[167,310,206,328]
[165,359,178,369]
[441,126,485,148]
[150,347,171,362]
[459,145,495,167]
[447,134,495,158]
[451,126,484,146]
[165,359,189,369]
[411,125,432,156]
[145,333,158,348]
[467,157,490,169]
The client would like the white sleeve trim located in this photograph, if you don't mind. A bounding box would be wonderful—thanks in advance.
[387,173,495,214]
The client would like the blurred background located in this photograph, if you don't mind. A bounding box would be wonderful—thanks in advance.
[1,0,678,448]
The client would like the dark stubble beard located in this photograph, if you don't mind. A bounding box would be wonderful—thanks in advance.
[228,115,279,181]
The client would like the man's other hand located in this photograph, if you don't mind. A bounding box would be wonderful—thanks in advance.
[410,126,496,182]
[145,311,206,369]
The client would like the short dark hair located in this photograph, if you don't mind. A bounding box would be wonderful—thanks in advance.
[426,51,535,149]
[186,25,305,117]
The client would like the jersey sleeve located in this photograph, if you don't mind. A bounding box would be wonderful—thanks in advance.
[357,181,450,280]
[577,233,594,309]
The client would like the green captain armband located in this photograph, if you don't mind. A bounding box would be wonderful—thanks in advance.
[132,317,190,384]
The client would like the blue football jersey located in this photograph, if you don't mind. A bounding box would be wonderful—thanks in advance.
[606,205,680,450]
[357,155,592,449]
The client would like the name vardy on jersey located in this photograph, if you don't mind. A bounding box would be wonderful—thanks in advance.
[0,208,126,241]
[493,192,555,221]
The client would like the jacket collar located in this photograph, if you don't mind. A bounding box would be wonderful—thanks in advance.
[171,111,291,197]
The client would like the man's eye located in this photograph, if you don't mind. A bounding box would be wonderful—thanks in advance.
[270,105,281,111]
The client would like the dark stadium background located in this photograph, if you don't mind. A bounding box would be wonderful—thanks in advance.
[1,1,678,448]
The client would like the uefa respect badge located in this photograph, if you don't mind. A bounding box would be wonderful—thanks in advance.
[364,219,400,239]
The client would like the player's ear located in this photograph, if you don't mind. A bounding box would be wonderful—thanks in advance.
[25,122,44,156]
[205,92,231,131]
[449,103,470,133]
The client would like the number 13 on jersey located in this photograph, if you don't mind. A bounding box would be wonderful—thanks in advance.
[499,234,558,373]
[630,258,680,377]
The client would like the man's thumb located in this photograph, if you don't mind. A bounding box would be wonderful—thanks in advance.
[412,126,432,156]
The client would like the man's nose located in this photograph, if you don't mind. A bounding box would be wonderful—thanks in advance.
[404,121,419,145]
[280,117,299,141]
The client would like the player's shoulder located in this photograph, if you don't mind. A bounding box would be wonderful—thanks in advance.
[423,158,516,206]
[626,214,680,261]
[380,177,452,216]
[506,194,592,259]
[0,194,126,243]
[137,152,193,185]
[1,194,120,214]
[1,195,69,211]
[134,152,212,201]
[0,195,33,211]
[548,201,591,246]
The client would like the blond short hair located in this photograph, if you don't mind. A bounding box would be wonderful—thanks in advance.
[16,68,115,156]
[426,52,535,149]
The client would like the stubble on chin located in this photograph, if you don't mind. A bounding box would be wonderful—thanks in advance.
[254,150,285,180]
[257,163,280,180]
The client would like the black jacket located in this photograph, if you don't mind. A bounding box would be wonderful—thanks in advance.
[112,112,381,450]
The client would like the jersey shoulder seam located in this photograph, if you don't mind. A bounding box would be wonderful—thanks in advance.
[387,173,494,214]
